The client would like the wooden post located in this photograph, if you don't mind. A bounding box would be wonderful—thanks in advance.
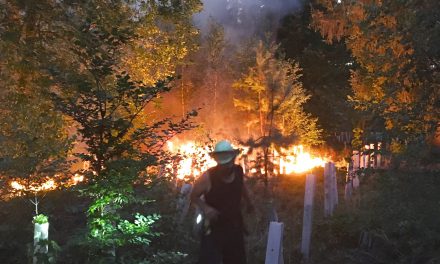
[301,174,316,261]
[265,221,284,264]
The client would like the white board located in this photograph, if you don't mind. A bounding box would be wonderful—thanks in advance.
[265,221,284,264]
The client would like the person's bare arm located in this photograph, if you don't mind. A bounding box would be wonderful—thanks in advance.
[190,172,219,220]
[190,172,209,211]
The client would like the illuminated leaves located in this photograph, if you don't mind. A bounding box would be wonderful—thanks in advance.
[312,0,440,144]
[233,41,322,145]
[121,1,200,86]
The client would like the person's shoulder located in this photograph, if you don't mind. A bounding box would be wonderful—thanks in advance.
[234,164,244,175]
[195,170,210,184]
[235,164,243,169]
[207,166,216,173]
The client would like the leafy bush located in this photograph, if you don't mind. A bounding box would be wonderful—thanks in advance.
[33,214,49,224]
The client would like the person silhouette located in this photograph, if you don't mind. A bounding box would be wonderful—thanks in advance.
[190,140,254,264]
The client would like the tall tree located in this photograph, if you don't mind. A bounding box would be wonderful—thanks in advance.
[233,40,322,187]
[233,41,321,146]
[311,0,440,155]
[121,0,202,85]
[1,0,201,261]
[204,19,228,120]
[48,1,197,260]
[0,0,73,197]
[277,6,356,145]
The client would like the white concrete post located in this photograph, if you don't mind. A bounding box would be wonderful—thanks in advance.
[377,142,382,168]
[331,163,338,208]
[301,174,316,261]
[344,181,353,201]
[359,151,365,168]
[352,151,360,171]
[265,221,284,264]
[364,145,370,168]
[177,183,192,223]
[345,164,353,201]
[33,222,49,264]
[353,175,360,189]
[325,162,338,216]
[324,163,332,217]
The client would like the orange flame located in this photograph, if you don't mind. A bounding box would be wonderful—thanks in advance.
[275,145,327,174]
[8,172,86,195]
[167,141,217,179]
[10,178,57,192]
[166,141,327,179]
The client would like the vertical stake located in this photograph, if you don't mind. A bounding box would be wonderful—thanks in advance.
[265,221,284,264]
[301,174,316,262]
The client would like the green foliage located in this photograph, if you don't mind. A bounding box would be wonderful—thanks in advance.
[233,40,322,146]
[44,1,198,260]
[33,214,49,224]
[89,212,160,247]
[351,127,364,150]
[140,251,188,264]
[0,90,71,179]
[122,0,201,85]
[310,169,440,264]
[312,0,440,154]
[0,1,73,199]
[277,7,356,142]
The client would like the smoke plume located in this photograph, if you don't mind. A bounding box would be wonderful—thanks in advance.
[194,0,304,41]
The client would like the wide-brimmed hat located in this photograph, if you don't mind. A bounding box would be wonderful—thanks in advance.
[210,140,240,165]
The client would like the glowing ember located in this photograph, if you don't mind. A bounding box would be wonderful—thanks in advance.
[9,178,58,192]
[41,179,56,190]
[10,181,24,190]
[72,173,85,184]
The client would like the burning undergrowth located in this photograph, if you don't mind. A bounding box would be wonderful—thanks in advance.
[164,137,329,182]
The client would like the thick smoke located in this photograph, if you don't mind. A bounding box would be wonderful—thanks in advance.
[194,0,304,41]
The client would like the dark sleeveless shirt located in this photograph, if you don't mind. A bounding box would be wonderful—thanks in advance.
[205,164,244,229]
